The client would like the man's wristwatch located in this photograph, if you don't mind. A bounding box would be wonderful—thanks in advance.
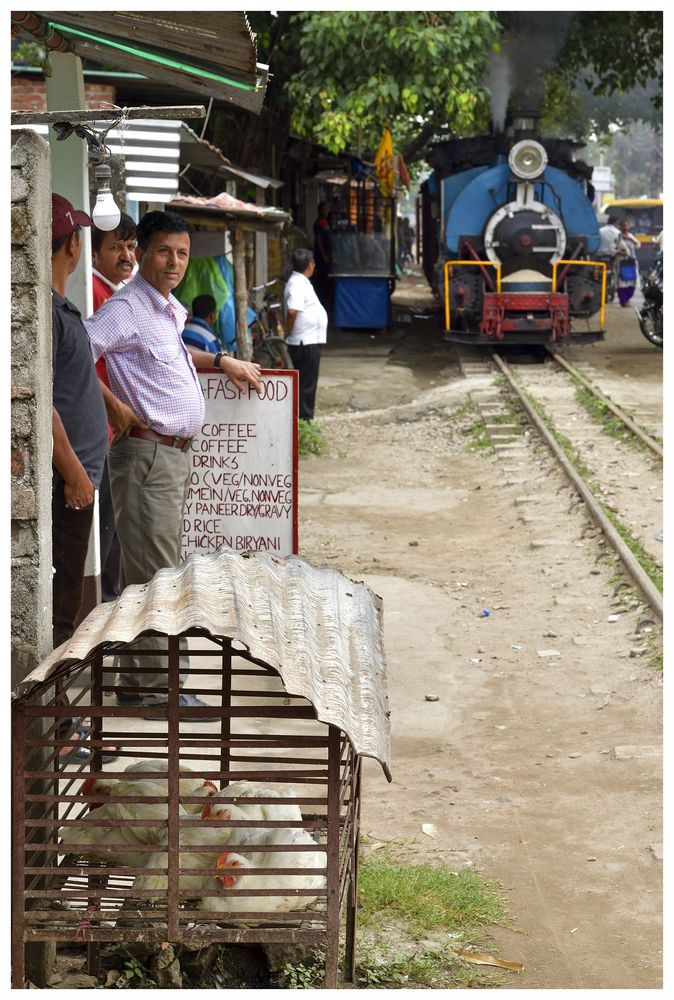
[214,351,228,369]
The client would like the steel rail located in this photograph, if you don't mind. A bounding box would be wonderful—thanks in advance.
[546,349,663,459]
[492,353,663,621]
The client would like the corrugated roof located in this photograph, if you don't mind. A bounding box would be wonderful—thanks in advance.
[179,121,231,171]
[13,550,392,780]
[221,164,284,190]
[16,11,268,112]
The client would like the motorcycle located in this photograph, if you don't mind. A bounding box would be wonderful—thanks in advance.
[634,252,663,349]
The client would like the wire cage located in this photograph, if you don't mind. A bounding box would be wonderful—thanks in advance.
[11,551,391,989]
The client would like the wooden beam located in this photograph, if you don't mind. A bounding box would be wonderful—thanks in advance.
[11,105,206,126]
[232,227,252,361]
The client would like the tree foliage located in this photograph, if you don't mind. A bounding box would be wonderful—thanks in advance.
[210,11,662,173]
[282,11,500,161]
[541,12,662,140]
[541,75,662,141]
[554,12,662,107]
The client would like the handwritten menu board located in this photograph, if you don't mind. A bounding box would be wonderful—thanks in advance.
[182,370,298,559]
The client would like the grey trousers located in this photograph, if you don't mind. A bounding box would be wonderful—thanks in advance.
[107,436,190,701]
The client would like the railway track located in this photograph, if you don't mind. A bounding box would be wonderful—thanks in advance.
[544,349,662,459]
[456,347,663,621]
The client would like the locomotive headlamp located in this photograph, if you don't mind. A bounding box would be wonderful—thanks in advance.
[509,140,548,181]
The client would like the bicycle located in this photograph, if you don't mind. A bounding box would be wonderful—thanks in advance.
[249,279,293,369]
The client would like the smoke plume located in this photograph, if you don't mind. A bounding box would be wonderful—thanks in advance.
[486,12,575,129]
[487,51,511,133]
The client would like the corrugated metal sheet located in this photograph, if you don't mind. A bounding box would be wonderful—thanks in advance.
[49,11,259,79]
[9,118,233,205]
[13,549,392,780]
[23,11,268,112]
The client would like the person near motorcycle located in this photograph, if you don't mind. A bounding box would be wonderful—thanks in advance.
[617,219,640,307]
[597,215,626,302]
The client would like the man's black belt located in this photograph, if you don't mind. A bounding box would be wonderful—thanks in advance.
[128,427,193,452]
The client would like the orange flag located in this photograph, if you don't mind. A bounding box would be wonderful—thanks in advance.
[374,129,395,198]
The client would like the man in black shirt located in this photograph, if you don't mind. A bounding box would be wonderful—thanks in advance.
[51,194,108,648]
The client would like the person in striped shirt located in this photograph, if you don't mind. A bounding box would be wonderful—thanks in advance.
[85,210,261,710]
[181,294,221,354]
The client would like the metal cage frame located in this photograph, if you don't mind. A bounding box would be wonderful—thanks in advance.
[12,628,363,988]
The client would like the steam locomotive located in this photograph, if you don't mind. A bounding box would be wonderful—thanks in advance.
[420,114,606,345]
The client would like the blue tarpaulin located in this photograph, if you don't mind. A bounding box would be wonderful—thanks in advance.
[334,276,390,328]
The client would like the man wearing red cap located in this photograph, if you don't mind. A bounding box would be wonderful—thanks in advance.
[51,193,143,760]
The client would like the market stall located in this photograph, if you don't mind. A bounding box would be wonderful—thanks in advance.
[321,172,396,329]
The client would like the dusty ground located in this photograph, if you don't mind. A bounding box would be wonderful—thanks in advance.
[297,276,663,989]
[44,281,662,990]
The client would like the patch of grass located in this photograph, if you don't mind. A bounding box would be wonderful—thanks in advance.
[276,852,511,989]
[280,952,324,989]
[451,397,492,453]
[298,419,327,456]
[574,386,660,459]
[487,409,524,425]
[649,650,663,671]
[277,942,497,990]
[358,853,507,936]
[354,943,496,989]
[602,509,663,593]
[467,421,492,452]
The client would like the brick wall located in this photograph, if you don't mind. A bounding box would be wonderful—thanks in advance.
[11,129,54,687]
[12,76,116,111]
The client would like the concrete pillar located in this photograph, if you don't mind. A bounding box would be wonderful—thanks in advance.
[45,52,93,319]
[46,51,99,594]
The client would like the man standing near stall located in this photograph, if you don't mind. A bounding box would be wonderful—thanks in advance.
[86,210,261,709]
[284,248,328,422]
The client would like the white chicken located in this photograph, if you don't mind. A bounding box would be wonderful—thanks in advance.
[132,849,223,901]
[60,801,246,870]
[58,799,186,868]
[123,759,219,813]
[81,766,217,814]
[196,827,326,917]
[203,781,304,824]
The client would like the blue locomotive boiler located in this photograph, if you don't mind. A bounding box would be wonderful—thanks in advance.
[420,115,607,345]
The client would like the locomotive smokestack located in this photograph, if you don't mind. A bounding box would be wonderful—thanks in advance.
[509,112,541,142]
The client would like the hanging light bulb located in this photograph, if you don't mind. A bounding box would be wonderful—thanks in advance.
[92,162,121,231]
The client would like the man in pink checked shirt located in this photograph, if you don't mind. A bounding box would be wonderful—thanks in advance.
[86,210,261,710]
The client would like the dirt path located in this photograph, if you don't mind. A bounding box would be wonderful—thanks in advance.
[298,280,663,989]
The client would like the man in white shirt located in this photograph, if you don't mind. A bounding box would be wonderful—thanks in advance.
[598,216,625,258]
[284,248,328,420]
